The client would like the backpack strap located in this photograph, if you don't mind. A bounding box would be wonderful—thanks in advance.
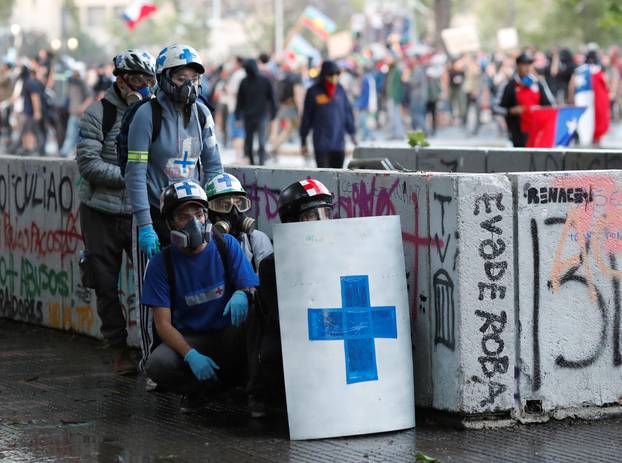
[194,105,208,182]
[212,229,232,291]
[150,98,162,143]
[197,105,206,128]
[101,98,116,141]
[247,232,258,273]
[162,246,176,312]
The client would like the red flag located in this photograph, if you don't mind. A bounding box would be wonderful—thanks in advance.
[526,107,557,148]
[591,69,610,144]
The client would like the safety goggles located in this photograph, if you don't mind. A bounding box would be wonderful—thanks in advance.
[207,196,251,214]
[125,74,156,88]
[299,207,332,222]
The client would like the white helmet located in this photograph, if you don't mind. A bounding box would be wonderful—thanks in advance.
[113,49,156,76]
[155,43,204,75]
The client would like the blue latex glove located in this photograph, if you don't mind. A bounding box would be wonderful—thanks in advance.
[223,290,249,327]
[139,224,160,259]
[184,349,220,381]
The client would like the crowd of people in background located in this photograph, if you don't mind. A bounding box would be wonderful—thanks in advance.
[0,42,621,162]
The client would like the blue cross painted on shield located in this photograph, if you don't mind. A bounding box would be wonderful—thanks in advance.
[174,150,195,175]
[179,48,196,63]
[308,275,398,384]
[176,181,195,196]
[218,174,233,188]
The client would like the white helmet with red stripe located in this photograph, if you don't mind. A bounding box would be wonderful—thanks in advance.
[278,178,333,223]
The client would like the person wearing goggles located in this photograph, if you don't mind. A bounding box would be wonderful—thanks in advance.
[205,173,273,272]
[112,49,157,105]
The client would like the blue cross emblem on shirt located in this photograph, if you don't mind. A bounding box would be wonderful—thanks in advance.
[174,150,195,175]
[218,174,233,188]
[308,275,398,384]
[176,182,195,196]
[179,48,196,63]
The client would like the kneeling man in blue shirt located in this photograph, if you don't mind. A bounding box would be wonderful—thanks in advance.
[142,180,258,413]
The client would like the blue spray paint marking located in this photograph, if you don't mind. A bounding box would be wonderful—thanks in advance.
[176,181,196,196]
[218,174,234,187]
[156,49,167,67]
[308,275,397,384]
[179,48,196,63]
[174,150,195,175]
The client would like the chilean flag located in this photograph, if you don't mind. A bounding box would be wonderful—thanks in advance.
[526,106,586,148]
[574,64,610,145]
[122,1,158,31]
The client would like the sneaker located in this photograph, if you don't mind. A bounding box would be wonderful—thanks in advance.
[247,395,267,419]
[180,391,209,414]
[112,347,138,376]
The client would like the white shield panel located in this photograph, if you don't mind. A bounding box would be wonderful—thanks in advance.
[273,215,415,440]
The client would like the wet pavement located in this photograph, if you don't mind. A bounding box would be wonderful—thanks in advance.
[1,319,622,463]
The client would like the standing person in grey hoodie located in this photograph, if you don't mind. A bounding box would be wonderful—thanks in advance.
[235,59,277,165]
[124,43,223,372]
[76,49,156,375]
[125,43,223,258]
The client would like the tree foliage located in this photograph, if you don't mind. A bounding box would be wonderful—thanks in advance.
[468,0,622,51]
[0,0,15,26]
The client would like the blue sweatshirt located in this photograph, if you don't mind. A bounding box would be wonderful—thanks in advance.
[125,91,223,226]
[299,82,355,152]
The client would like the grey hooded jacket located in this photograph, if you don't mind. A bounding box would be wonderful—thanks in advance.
[76,84,132,215]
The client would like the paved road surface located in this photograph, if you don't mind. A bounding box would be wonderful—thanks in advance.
[1,320,621,462]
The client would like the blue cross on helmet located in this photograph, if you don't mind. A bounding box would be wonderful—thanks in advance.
[156,43,205,105]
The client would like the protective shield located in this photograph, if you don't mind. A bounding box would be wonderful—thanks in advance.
[273,215,415,440]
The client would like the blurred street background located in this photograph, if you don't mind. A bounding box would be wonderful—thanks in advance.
[0,0,622,162]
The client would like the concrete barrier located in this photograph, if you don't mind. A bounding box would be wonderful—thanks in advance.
[0,156,137,343]
[511,171,622,418]
[427,174,516,414]
[354,146,622,173]
[1,153,620,423]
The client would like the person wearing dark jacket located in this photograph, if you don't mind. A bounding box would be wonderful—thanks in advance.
[235,59,277,165]
[494,52,555,147]
[300,60,357,168]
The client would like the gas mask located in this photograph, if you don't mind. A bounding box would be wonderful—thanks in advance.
[121,74,153,105]
[212,208,255,237]
[125,85,152,105]
[160,72,199,105]
[170,217,210,249]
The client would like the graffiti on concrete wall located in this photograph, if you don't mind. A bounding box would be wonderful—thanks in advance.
[0,159,137,341]
[525,174,622,396]
[431,192,456,350]
[472,192,511,407]
[233,170,437,323]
